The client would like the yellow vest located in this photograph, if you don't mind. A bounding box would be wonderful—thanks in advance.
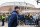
[2,16,6,19]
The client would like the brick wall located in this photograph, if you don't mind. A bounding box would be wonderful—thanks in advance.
[0,6,40,13]
[0,6,14,12]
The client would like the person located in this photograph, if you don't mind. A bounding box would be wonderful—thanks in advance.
[2,13,6,26]
[33,14,36,25]
[20,13,24,25]
[35,13,39,25]
[5,14,8,21]
[24,14,29,25]
[38,14,40,27]
[8,6,20,27]
[35,13,39,20]
[29,14,35,25]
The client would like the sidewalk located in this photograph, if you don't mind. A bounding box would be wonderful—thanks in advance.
[0,22,36,27]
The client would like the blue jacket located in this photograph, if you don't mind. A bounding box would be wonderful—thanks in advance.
[20,15,24,21]
[8,10,18,27]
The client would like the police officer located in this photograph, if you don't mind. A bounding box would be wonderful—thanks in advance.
[2,13,6,26]
[8,6,20,27]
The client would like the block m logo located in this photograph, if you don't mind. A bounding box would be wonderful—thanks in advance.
[35,0,40,5]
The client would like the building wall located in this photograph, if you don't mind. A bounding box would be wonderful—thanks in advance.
[0,7,40,12]
[0,6,14,13]
[0,6,40,15]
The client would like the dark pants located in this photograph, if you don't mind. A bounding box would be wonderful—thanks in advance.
[2,19,5,26]
[35,19,38,25]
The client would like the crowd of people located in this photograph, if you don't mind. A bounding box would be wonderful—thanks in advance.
[17,13,40,25]
[0,12,40,26]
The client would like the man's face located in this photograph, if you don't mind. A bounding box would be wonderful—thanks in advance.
[16,8,20,12]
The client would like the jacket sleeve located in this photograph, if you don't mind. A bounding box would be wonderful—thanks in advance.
[8,14,17,27]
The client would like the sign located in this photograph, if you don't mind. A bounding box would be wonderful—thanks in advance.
[35,0,40,5]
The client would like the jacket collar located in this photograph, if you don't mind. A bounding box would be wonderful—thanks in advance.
[12,10,19,14]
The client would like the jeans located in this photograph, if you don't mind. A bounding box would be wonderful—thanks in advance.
[25,20,28,24]
[30,19,35,24]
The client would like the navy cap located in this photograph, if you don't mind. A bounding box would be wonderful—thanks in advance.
[14,6,20,9]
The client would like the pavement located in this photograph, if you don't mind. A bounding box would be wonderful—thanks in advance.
[0,22,8,27]
[0,22,36,27]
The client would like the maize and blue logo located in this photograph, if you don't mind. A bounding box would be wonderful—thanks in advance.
[19,2,27,5]
[35,0,40,5]
[25,3,27,5]
[24,2,27,5]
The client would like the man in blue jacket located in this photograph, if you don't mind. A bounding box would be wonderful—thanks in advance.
[8,6,20,27]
